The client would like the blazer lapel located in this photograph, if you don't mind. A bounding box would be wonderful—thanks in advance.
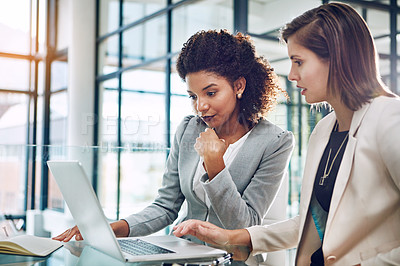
[227,122,262,183]
[325,100,372,230]
[180,119,204,203]
[297,114,336,240]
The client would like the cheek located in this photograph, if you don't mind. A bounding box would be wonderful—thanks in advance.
[312,71,328,89]
[190,101,198,112]
[303,68,321,85]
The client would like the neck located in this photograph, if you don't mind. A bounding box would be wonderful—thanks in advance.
[329,99,354,132]
[215,121,250,145]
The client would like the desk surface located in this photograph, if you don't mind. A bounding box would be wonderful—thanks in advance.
[0,241,252,266]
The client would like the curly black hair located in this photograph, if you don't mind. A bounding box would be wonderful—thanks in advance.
[176,29,285,126]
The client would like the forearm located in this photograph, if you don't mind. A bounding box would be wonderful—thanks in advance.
[204,129,294,229]
[202,167,281,229]
[246,216,300,254]
[361,246,400,266]
[202,169,260,228]
[124,204,179,236]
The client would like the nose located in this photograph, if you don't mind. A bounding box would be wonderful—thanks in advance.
[288,65,299,82]
[196,97,209,113]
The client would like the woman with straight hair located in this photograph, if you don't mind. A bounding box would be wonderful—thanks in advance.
[173,3,400,265]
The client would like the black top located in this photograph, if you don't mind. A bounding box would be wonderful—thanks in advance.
[310,122,349,265]
[313,128,349,211]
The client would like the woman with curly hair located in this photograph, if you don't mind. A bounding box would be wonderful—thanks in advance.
[54,29,294,245]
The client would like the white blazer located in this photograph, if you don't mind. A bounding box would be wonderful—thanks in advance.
[247,96,400,265]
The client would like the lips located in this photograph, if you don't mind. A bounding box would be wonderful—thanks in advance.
[201,115,215,123]
[297,85,307,95]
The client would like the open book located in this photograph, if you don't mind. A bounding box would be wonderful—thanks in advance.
[0,235,63,257]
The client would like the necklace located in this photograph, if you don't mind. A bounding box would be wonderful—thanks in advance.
[319,126,349,186]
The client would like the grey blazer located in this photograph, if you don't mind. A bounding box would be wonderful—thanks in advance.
[124,115,294,242]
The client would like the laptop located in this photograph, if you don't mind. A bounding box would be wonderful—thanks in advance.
[47,160,227,263]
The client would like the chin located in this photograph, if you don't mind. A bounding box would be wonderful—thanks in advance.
[304,96,318,104]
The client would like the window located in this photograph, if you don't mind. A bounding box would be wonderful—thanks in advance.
[0,0,68,218]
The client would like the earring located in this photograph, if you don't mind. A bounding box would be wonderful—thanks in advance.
[237,93,242,99]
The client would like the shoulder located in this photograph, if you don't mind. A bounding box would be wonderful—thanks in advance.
[175,115,196,135]
[253,119,289,136]
[252,119,294,146]
[358,95,400,126]
[369,95,400,112]
[372,94,400,104]
[366,96,400,129]
[181,115,196,126]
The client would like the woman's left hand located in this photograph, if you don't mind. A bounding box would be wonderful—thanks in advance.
[194,128,227,180]
[173,219,229,246]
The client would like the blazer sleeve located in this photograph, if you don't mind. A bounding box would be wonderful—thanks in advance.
[362,248,400,266]
[246,215,300,255]
[363,98,400,265]
[377,98,400,191]
[200,129,294,229]
[123,116,191,236]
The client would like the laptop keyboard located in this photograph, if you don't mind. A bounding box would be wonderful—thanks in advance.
[118,239,175,256]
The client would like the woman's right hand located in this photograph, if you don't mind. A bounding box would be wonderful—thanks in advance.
[52,225,82,242]
[194,128,227,180]
[52,220,130,242]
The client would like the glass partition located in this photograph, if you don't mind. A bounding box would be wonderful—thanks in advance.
[122,15,167,68]
[0,58,30,91]
[172,0,233,53]
[0,1,31,55]
[122,0,166,26]
[0,144,169,224]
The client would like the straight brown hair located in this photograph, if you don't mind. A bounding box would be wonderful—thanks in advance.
[281,2,394,111]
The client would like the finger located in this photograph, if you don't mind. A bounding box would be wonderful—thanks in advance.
[180,223,189,235]
[52,229,71,241]
[172,222,186,236]
[64,227,79,242]
[172,224,181,233]
[75,233,83,241]
[194,140,201,151]
[205,128,218,137]
[196,225,208,238]
[174,226,189,237]
[220,139,228,149]
[183,222,202,236]
[52,234,66,241]
[176,221,191,235]
[63,231,75,242]
[173,229,183,237]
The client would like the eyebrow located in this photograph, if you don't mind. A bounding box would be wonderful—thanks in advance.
[290,55,301,60]
[187,83,217,93]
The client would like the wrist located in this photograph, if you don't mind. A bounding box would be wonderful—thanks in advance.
[203,156,225,180]
[112,220,130,237]
[228,229,252,248]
